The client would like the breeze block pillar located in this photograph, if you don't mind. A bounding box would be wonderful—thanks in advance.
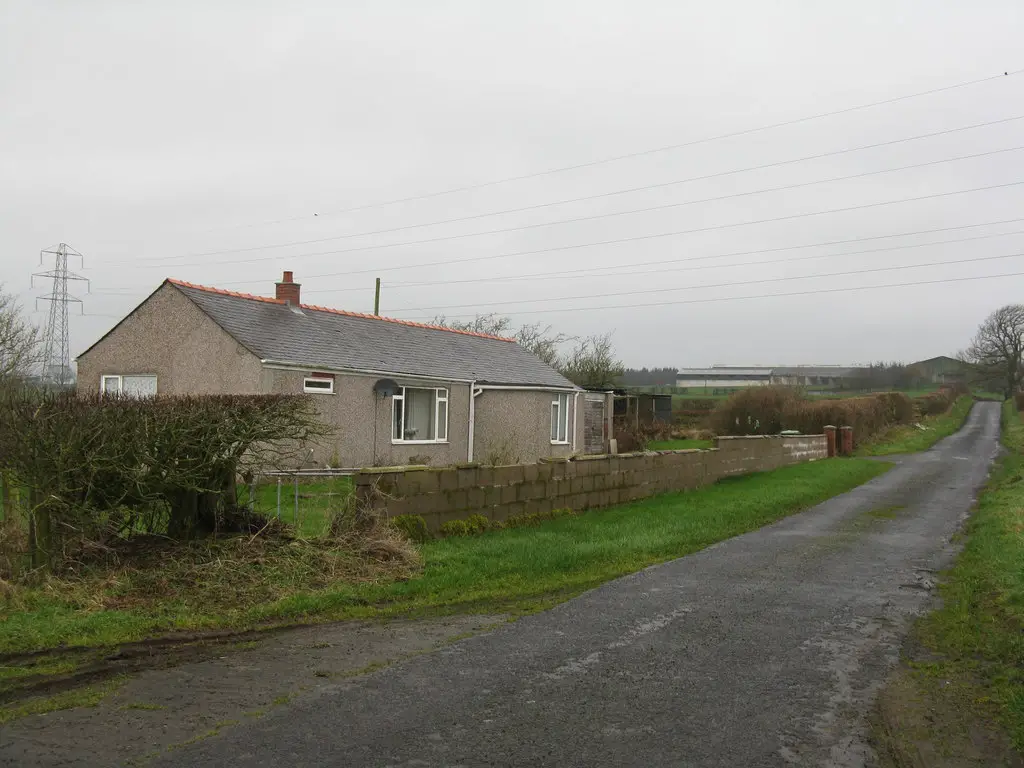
[839,426,854,456]
[823,425,837,458]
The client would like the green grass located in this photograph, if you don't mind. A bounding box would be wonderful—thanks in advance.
[899,401,1024,750]
[647,438,714,451]
[0,458,888,655]
[241,477,353,538]
[855,395,974,456]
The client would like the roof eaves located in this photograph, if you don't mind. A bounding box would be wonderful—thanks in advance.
[259,358,476,385]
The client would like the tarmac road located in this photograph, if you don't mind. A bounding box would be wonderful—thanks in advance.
[159,402,1001,768]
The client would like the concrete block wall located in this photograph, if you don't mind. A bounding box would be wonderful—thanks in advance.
[355,434,828,534]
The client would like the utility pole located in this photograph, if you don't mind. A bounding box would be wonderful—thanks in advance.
[32,243,88,389]
[374,277,381,315]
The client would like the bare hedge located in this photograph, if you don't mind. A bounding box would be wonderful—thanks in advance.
[712,386,922,446]
[0,391,325,567]
[914,386,967,416]
[710,387,804,436]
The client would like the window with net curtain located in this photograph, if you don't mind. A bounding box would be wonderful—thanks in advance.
[392,387,448,442]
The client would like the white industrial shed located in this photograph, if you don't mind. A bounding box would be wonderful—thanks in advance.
[676,366,865,391]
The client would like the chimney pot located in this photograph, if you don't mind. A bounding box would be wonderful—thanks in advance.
[275,271,301,305]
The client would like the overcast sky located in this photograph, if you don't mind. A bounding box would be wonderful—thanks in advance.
[2,1,1023,369]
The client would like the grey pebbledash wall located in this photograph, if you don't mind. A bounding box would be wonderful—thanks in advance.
[355,434,829,534]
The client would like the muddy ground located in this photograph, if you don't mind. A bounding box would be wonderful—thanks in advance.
[0,615,506,767]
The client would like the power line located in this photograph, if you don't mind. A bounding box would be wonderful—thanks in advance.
[88,221,1024,299]
[196,67,1024,231]
[390,251,1024,314]
[398,270,1024,320]
[125,143,1024,268]
[300,224,1024,294]
[122,150,1024,273]
[258,179,1024,280]
[90,217,1024,298]
[136,114,1024,261]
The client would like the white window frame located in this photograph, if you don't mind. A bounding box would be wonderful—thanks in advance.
[551,392,571,444]
[303,376,335,394]
[100,374,158,397]
[392,386,449,444]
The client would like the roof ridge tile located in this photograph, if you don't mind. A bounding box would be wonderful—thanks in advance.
[167,278,514,342]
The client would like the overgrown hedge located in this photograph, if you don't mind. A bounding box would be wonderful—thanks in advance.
[712,386,961,446]
[0,391,325,568]
[915,387,964,416]
[710,387,803,436]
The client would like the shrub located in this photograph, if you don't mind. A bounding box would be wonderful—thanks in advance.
[875,392,916,424]
[914,388,960,417]
[0,390,326,569]
[439,519,470,537]
[711,386,803,436]
[710,386,923,447]
[390,514,430,543]
[782,397,889,446]
[1015,392,1024,411]
[464,514,492,534]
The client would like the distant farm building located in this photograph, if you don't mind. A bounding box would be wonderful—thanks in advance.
[676,366,865,392]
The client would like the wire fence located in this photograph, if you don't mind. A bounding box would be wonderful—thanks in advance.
[243,469,358,538]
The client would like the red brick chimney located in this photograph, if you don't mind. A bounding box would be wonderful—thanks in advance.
[275,271,301,305]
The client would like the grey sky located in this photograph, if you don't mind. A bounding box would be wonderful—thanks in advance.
[2,0,1023,369]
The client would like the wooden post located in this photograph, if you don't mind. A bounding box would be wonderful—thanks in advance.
[0,471,11,524]
[28,487,51,570]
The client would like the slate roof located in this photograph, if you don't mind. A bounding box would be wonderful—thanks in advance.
[169,280,578,389]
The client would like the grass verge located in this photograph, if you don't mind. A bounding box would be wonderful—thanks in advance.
[872,401,1024,763]
[0,458,887,657]
[856,395,974,456]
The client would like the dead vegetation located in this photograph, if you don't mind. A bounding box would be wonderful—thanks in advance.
[4,495,421,618]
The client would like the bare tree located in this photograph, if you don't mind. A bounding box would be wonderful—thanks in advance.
[433,314,570,367]
[560,333,624,389]
[432,314,623,388]
[0,286,41,388]
[961,304,1024,399]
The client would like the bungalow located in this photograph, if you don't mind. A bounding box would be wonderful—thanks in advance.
[76,272,611,468]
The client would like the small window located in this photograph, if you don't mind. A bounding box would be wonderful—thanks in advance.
[100,374,157,397]
[303,376,334,394]
[551,392,571,444]
[392,387,448,443]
